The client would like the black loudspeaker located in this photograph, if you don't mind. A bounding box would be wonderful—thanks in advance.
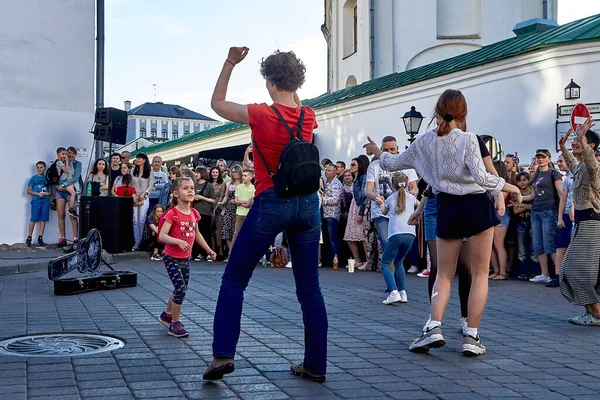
[94,107,128,145]
[79,196,134,254]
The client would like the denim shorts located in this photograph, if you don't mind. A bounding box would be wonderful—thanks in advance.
[424,196,437,241]
[497,212,510,228]
[30,200,50,222]
[531,209,558,255]
[557,213,573,248]
[54,186,72,201]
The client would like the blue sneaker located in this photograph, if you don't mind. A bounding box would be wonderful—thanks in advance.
[158,312,172,326]
[546,275,560,287]
[169,321,189,338]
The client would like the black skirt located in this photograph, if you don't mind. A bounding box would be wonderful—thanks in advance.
[436,192,499,239]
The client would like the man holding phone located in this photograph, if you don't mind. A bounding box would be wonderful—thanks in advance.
[505,153,519,185]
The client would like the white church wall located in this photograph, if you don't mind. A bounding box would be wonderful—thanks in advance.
[0,0,95,244]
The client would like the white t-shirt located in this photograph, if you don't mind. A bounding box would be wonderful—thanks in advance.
[367,160,418,219]
[384,191,417,238]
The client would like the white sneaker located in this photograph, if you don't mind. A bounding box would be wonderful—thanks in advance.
[407,266,419,274]
[207,256,214,263]
[399,290,408,303]
[460,317,468,335]
[383,290,402,305]
[285,261,292,268]
[529,274,550,283]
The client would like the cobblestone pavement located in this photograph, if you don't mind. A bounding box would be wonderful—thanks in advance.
[1,260,600,400]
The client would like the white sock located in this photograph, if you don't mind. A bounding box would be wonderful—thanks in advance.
[466,327,478,338]
[428,320,441,330]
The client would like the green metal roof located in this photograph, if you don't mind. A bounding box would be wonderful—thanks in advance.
[133,13,600,157]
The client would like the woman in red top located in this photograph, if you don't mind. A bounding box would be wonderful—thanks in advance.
[157,177,216,338]
[203,47,326,383]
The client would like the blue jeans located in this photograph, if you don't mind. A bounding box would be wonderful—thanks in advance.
[324,217,340,256]
[373,216,389,248]
[380,234,414,292]
[212,188,327,375]
[531,209,558,255]
[516,221,537,263]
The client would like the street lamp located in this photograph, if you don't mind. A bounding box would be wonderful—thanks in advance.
[402,106,424,144]
[564,79,580,100]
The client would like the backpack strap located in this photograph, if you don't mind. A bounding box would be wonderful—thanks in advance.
[252,105,306,180]
[270,105,305,140]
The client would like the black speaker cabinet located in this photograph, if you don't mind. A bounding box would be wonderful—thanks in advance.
[79,196,134,254]
[94,107,128,145]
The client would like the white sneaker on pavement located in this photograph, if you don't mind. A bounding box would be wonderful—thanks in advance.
[399,290,408,303]
[285,261,292,268]
[407,266,419,274]
[383,290,402,305]
[529,274,550,283]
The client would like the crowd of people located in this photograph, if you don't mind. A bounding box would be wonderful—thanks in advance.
[26,46,600,384]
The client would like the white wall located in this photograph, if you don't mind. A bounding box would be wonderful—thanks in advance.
[314,42,600,165]
[0,0,95,244]
[332,0,558,90]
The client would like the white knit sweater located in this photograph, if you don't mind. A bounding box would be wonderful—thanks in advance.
[379,128,504,197]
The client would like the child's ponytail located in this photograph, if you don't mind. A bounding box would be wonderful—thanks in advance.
[391,172,409,214]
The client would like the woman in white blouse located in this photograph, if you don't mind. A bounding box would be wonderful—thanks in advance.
[364,89,521,356]
[131,153,155,250]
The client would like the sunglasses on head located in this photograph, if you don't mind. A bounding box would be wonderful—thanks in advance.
[536,149,549,154]
[506,154,515,158]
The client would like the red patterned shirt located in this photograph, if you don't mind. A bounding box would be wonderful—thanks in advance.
[162,207,201,259]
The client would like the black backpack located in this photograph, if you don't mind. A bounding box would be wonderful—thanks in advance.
[253,105,320,198]
[46,160,61,185]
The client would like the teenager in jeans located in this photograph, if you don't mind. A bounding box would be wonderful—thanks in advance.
[528,149,563,283]
[203,47,326,382]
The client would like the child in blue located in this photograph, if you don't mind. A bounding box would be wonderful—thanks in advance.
[26,161,52,246]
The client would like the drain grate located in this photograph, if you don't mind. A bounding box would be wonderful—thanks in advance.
[0,333,125,357]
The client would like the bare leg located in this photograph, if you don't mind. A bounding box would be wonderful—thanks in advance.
[67,187,76,209]
[347,241,362,263]
[556,248,567,275]
[494,226,508,276]
[538,254,550,276]
[430,238,462,322]
[28,222,35,237]
[171,303,182,322]
[589,303,600,319]
[166,293,174,313]
[490,248,499,276]
[57,199,66,238]
[550,253,558,274]
[70,215,79,240]
[38,221,46,237]
[466,227,494,328]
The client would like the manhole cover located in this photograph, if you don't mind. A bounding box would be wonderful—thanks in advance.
[0,333,125,357]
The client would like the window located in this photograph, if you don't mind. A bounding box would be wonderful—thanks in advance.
[151,128,157,137]
[343,0,358,58]
[161,129,168,138]
[184,130,190,135]
[204,124,210,130]
[172,130,178,140]
[345,75,358,88]
[140,127,146,137]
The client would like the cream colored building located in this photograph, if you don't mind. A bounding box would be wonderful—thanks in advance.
[323,0,558,91]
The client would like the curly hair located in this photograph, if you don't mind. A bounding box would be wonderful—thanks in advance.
[260,50,306,92]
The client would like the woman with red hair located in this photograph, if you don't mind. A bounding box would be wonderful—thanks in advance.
[364,89,521,356]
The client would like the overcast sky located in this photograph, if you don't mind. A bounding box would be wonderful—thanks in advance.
[104,0,600,120]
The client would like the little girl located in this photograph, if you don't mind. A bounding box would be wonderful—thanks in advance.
[111,163,133,196]
[158,177,216,338]
[378,172,418,305]
[115,173,136,201]
[147,205,164,261]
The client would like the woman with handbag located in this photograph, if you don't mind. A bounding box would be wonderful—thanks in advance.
[86,158,109,196]
[131,153,155,250]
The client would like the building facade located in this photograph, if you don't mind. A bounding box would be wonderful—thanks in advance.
[136,14,600,176]
[1,0,95,245]
[125,101,220,143]
[323,0,558,91]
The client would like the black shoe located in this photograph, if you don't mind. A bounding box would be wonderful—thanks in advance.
[290,363,326,383]
[67,208,79,218]
[202,358,235,381]
[37,236,45,246]
[25,237,32,247]
[546,275,560,287]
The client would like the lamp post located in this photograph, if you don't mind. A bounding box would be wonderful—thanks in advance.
[402,106,424,144]
[564,79,580,100]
